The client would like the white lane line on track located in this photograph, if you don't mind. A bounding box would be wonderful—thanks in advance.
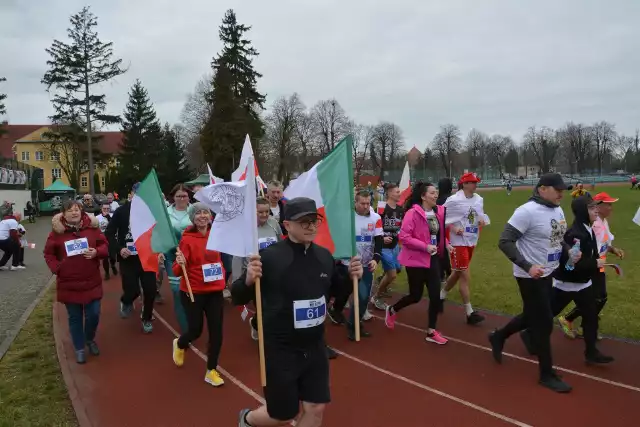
[372,314,640,393]
[156,310,530,426]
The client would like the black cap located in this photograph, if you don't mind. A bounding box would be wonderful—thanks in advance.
[283,197,320,221]
[537,173,573,191]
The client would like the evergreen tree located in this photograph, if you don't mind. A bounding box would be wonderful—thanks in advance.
[118,79,163,191]
[0,77,6,135]
[200,9,266,178]
[158,123,191,192]
[42,7,126,194]
[93,172,101,194]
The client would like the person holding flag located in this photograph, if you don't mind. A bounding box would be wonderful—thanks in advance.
[171,202,227,387]
[233,197,363,427]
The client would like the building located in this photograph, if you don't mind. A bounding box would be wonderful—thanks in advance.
[1,122,122,192]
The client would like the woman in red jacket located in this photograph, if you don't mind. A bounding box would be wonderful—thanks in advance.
[171,202,226,387]
[43,200,108,364]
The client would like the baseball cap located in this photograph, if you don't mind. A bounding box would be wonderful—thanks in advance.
[460,172,481,184]
[593,192,619,203]
[283,197,321,221]
[537,173,573,190]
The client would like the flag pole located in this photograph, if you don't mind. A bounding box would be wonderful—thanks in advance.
[176,248,195,302]
[353,276,360,341]
[255,276,267,386]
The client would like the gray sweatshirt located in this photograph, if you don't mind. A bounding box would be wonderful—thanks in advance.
[231,217,283,283]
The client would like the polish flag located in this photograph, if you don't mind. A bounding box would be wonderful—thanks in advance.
[397,161,412,206]
[207,164,224,184]
[231,135,267,190]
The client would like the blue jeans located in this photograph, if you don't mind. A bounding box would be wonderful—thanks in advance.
[65,299,101,351]
[349,268,374,327]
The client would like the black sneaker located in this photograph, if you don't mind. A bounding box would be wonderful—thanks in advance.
[347,324,372,341]
[519,330,537,356]
[86,341,100,356]
[539,372,572,393]
[466,311,485,325]
[585,351,614,365]
[112,265,118,275]
[326,346,338,360]
[488,330,504,364]
[328,307,346,325]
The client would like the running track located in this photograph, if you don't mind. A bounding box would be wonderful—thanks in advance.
[54,276,640,427]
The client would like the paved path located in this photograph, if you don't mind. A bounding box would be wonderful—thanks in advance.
[0,217,53,359]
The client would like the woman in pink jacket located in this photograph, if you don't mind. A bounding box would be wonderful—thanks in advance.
[384,181,452,345]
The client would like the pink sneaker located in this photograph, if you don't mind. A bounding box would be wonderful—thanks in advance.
[426,330,448,345]
[385,306,397,329]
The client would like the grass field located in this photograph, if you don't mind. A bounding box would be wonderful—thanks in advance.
[0,287,78,427]
[390,185,640,340]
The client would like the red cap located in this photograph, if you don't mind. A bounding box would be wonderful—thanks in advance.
[593,192,618,203]
[460,172,481,184]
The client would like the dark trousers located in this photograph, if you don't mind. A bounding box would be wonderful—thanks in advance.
[551,285,598,355]
[120,258,156,321]
[102,257,116,276]
[440,249,451,281]
[329,263,352,312]
[496,276,554,377]
[0,238,20,267]
[565,272,607,324]
[16,247,25,265]
[392,260,441,329]
[65,299,101,351]
[177,291,224,370]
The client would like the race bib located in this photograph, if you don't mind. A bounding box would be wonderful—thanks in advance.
[465,226,479,234]
[599,243,608,255]
[126,242,138,255]
[258,237,277,250]
[355,235,372,243]
[430,235,437,245]
[64,238,88,257]
[293,295,326,329]
[202,263,224,282]
[547,248,562,262]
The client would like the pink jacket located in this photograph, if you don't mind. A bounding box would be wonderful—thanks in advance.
[398,204,447,268]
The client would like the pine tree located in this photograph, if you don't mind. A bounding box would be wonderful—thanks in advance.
[0,77,6,135]
[158,123,191,192]
[200,9,266,178]
[42,6,126,194]
[118,79,163,192]
[93,172,101,194]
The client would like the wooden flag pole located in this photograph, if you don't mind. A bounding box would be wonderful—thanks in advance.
[352,276,360,342]
[176,248,195,302]
[255,277,267,386]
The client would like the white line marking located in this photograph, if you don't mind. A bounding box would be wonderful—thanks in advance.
[373,314,640,393]
[331,347,532,427]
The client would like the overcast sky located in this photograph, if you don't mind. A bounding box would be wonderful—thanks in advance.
[1,0,639,150]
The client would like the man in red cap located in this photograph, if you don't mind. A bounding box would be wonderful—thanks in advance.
[559,192,624,338]
[441,172,487,325]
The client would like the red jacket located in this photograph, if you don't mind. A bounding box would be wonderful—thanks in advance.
[43,213,109,304]
[172,225,226,294]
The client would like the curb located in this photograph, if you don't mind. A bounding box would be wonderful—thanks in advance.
[53,285,93,427]
[0,274,55,361]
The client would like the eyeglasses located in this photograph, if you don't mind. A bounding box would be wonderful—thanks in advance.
[294,218,323,230]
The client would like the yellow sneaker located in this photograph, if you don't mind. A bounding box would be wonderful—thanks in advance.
[172,338,185,367]
[558,316,575,339]
[205,369,225,387]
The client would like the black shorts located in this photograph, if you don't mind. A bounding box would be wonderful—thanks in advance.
[264,344,330,421]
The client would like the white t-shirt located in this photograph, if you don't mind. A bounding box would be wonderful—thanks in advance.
[444,192,486,247]
[353,211,383,265]
[109,201,120,213]
[270,205,280,221]
[507,201,567,278]
[0,218,19,240]
[96,214,110,233]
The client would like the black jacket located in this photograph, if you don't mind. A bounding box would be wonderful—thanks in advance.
[232,238,340,351]
[436,178,453,206]
[553,196,599,284]
[105,201,136,262]
[269,199,287,236]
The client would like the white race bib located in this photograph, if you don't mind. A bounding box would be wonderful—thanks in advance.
[546,247,562,264]
[126,242,138,255]
[64,238,89,257]
[202,263,224,282]
[258,237,277,250]
[293,295,326,329]
[430,234,437,245]
[464,226,479,234]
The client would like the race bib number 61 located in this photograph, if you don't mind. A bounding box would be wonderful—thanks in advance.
[293,295,326,329]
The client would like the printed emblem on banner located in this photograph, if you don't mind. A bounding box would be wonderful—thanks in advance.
[64,237,89,257]
[208,184,245,222]
[202,263,224,282]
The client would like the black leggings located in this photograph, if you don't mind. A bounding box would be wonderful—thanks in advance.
[565,272,607,324]
[392,260,441,329]
[329,263,352,313]
[178,291,224,370]
[120,258,156,321]
[551,285,599,355]
[440,250,451,281]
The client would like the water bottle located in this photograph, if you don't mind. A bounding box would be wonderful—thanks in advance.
[565,239,581,271]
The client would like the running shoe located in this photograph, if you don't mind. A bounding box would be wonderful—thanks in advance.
[140,311,156,321]
[204,369,225,387]
[223,289,231,299]
[373,298,387,311]
[75,349,86,364]
[119,302,133,319]
[86,341,100,356]
[172,338,184,367]
[384,306,397,329]
[347,323,372,341]
[362,309,373,321]
[466,311,485,325]
[425,330,448,345]
[142,320,153,334]
[249,316,259,341]
[488,330,504,364]
[328,307,346,325]
[539,371,572,393]
[585,350,614,365]
[558,316,575,339]
[238,409,251,427]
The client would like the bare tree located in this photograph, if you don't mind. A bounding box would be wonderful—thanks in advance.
[351,123,373,180]
[179,74,212,172]
[369,122,404,179]
[523,126,559,173]
[591,121,617,174]
[431,124,462,176]
[558,122,592,174]
[311,99,350,155]
[466,129,488,170]
[294,111,321,171]
[487,134,513,176]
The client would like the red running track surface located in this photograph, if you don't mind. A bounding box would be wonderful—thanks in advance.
[54,277,640,427]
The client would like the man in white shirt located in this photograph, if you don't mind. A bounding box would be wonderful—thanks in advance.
[490,173,577,393]
[0,213,23,270]
[106,193,120,213]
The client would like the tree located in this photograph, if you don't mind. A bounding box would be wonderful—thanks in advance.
[466,129,488,170]
[263,93,305,182]
[0,77,6,135]
[352,124,373,181]
[558,122,592,174]
[504,147,519,175]
[369,122,404,179]
[431,124,462,176]
[311,99,350,156]
[42,6,127,195]
[118,80,164,192]
[179,74,212,171]
[93,172,101,194]
[487,135,513,176]
[158,123,191,192]
[294,111,318,170]
[200,9,266,178]
[523,126,559,173]
[591,121,617,175]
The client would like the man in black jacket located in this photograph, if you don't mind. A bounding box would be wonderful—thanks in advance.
[105,183,156,334]
[233,197,362,427]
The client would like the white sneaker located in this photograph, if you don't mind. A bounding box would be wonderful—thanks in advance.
[9,266,20,271]
[363,310,373,321]
[16,265,26,270]
[0,266,9,271]
[223,289,231,298]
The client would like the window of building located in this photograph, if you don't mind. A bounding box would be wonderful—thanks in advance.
[101,176,105,189]
[52,168,62,179]
[50,151,60,161]
[21,151,30,161]
[81,176,88,187]
[35,151,44,161]
[114,158,121,167]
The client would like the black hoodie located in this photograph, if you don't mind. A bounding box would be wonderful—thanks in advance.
[553,196,599,284]
[436,178,453,206]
